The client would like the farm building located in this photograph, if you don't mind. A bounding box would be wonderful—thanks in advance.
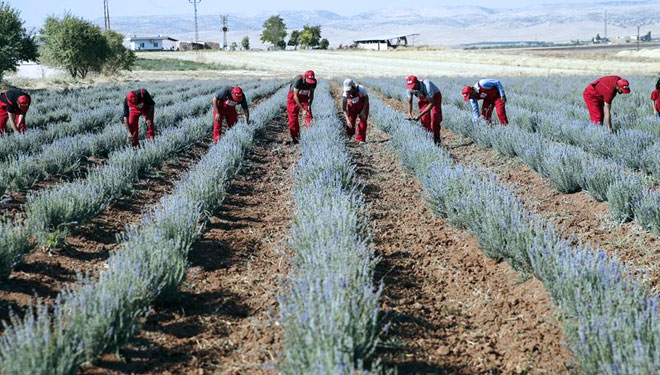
[125,35,178,51]
[354,33,420,50]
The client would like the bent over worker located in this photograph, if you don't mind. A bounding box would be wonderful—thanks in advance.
[342,79,369,143]
[406,75,442,144]
[123,88,156,147]
[212,86,249,143]
[0,88,31,135]
[583,75,631,131]
[462,78,508,125]
[286,70,316,144]
[651,78,660,122]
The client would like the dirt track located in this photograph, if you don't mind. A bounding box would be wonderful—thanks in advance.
[331,83,573,374]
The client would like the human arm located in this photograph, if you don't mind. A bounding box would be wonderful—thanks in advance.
[6,112,19,133]
[469,98,480,121]
[240,97,250,123]
[307,89,314,116]
[415,101,434,121]
[360,96,369,119]
[604,102,612,131]
[212,97,221,122]
[407,95,414,119]
[123,98,132,136]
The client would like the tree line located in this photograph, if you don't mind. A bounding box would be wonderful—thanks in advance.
[260,15,329,50]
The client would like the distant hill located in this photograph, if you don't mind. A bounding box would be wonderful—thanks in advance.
[99,1,660,47]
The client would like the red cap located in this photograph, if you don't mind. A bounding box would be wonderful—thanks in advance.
[231,86,244,101]
[126,91,138,104]
[17,95,30,110]
[304,70,316,84]
[461,85,473,101]
[406,75,419,89]
[617,79,631,94]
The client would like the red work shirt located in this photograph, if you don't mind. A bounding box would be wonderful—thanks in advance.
[587,76,622,104]
[652,89,660,112]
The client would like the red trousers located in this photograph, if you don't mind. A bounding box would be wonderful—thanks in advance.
[583,86,604,124]
[213,106,238,143]
[481,89,508,125]
[127,105,155,147]
[286,91,312,143]
[419,92,442,142]
[346,102,369,142]
[0,102,24,135]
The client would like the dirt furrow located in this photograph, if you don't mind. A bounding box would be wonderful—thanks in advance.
[0,140,211,325]
[332,85,573,374]
[80,111,296,375]
[376,92,660,290]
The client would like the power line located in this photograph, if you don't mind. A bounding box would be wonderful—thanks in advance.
[189,0,201,42]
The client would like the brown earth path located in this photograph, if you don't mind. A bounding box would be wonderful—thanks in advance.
[0,140,212,326]
[80,111,296,375]
[375,93,660,291]
[330,84,573,375]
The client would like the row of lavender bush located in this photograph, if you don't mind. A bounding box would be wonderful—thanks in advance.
[367,93,660,374]
[278,81,382,374]
[0,86,287,375]
[0,81,243,194]
[364,78,660,238]
[0,81,284,282]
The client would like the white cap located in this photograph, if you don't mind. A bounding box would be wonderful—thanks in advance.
[343,79,356,92]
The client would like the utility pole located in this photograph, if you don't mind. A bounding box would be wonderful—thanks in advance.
[103,0,111,31]
[189,0,201,43]
[221,15,228,50]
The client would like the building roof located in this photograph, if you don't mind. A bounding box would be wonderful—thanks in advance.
[129,36,178,42]
[354,34,419,43]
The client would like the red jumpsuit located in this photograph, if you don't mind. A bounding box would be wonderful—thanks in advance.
[286,75,316,143]
[343,86,369,142]
[124,89,155,147]
[583,76,621,125]
[477,86,508,125]
[213,86,248,143]
[418,92,443,143]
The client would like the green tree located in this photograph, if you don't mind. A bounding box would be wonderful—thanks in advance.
[230,41,238,51]
[102,30,135,75]
[40,14,110,79]
[319,38,329,50]
[0,1,38,81]
[299,25,322,49]
[288,30,300,50]
[241,36,250,50]
[260,15,287,49]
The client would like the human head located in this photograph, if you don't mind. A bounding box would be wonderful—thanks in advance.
[305,70,316,84]
[126,91,138,104]
[232,86,244,102]
[656,78,660,90]
[616,79,631,94]
[343,79,356,93]
[461,85,474,101]
[17,95,30,112]
[406,75,419,90]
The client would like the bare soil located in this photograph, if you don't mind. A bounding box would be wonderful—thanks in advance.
[378,93,660,290]
[0,140,211,328]
[331,84,573,374]
[79,112,296,375]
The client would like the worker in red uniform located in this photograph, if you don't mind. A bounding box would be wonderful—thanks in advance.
[342,79,370,143]
[651,78,660,122]
[583,76,631,131]
[461,78,508,125]
[212,85,249,143]
[406,75,442,144]
[0,88,31,135]
[123,88,156,147]
[286,70,316,144]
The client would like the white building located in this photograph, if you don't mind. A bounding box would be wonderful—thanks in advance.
[125,35,178,51]
[354,34,420,51]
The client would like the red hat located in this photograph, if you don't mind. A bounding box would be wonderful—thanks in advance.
[406,75,419,89]
[461,85,474,102]
[126,91,138,104]
[231,86,244,101]
[617,79,631,94]
[17,95,30,110]
[304,70,316,84]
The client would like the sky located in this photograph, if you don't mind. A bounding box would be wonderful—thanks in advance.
[10,0,655,28]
